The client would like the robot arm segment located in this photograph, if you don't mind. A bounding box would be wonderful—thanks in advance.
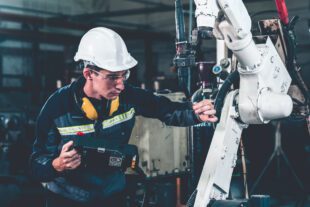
[194,0,251,39]
[191,0,294,206]
[194,0,293,124]
[194,0,219,32]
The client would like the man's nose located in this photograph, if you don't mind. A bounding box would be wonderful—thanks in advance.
[115,79,125,91]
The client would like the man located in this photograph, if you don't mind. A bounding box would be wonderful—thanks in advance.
[30,27,217,207]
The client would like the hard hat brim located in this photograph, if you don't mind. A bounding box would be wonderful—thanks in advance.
[74,54,138,72]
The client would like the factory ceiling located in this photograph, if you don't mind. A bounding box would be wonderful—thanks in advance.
[0,0,308,64]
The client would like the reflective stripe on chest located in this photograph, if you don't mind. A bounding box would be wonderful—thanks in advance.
[57,124,95,136]
[57,108,135,136]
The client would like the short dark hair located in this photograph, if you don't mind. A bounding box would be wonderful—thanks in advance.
[77,60,85,71]
[87,65,102,72]
[77,60,101,72]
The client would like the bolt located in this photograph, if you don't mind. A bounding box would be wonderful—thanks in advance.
[212,65,222,74]
[236,137,239,144]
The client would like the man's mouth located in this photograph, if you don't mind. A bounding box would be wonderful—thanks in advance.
[110,92,120,96]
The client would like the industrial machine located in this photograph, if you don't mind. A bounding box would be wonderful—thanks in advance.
[129,92,190,178]
[172,0,309,206]
[44,1,306,207]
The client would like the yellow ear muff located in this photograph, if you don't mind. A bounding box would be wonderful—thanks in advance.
[109,96,119,116]
[81,97,98,120]
[81,96,119,120]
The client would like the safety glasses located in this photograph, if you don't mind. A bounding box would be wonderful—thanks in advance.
[90,68,130,83]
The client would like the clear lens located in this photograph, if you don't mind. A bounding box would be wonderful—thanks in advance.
[91,69,130,82]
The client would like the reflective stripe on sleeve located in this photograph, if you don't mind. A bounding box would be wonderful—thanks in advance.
[102,108,135,129]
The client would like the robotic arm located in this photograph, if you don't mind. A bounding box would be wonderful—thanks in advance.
[195,0,251,39]
[195,0,292,123]
[191,0,293,206]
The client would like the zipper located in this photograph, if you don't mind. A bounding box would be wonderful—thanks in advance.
[94,119,99,138]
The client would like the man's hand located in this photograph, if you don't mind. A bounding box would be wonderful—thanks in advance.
[193,99,218,123]
[52,141,81,172]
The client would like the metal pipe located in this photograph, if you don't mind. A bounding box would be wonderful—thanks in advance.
[0,11,89,30]
[189,0,193,41]
[0,12,173,40]
[62,6,174,21]
[176,177,186,207]
[126,0,169,7]
[0,28,80,44]
[240,138,249,199]
[144,38,155,89]
[216,40,227,65]
[94,19,150,29]
[0,4,61,16]
[175,0,186,42]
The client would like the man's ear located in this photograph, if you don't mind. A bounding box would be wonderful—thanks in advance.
[83,68,92,80]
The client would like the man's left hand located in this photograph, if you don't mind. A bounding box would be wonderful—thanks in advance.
[192,99,218,123]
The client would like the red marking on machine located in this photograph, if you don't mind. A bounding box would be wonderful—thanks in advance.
[275,0,289,25]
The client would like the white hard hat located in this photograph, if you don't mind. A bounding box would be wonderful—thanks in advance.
[74,27,138,72]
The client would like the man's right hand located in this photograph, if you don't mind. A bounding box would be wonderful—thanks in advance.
[52,141,81,172]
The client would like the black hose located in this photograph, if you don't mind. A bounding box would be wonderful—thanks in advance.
[282,16,310,135]
[214,70,240,123]
[283,16,309,102]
